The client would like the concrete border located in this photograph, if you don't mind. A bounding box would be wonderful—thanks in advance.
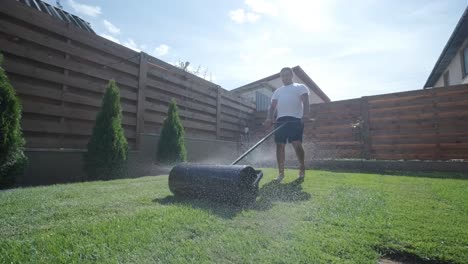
[305,159,468,174]
[251,159,468,177]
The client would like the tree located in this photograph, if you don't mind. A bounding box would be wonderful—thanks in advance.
[84,80,128,180]
[156,99,187,164]
[0,53,27,188]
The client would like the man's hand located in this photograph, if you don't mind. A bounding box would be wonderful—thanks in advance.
[263,118,272,129]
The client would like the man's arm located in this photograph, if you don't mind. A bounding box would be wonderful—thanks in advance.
[301,93,309,123]
[267,99,278,121]
[263,99,277,128]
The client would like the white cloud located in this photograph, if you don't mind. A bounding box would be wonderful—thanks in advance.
[123,39,141,52]
[231,0,338,32]
[99,33,120,44]
[278,0,338,33]
[152,44,170,57]
[245,0,278,16]
[103,20,120,35]
[68,0,101,17]
[229,9,245,23]
[246,12,260,23]
[229,9,260,24]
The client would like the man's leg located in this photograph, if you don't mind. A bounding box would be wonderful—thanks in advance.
[276,143,286,180]
[292,141,305,178]
[274,118,287,181]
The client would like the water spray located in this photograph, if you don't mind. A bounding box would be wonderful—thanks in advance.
[167,120,313,205]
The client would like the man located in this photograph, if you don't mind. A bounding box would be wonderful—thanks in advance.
[264,67,309,182]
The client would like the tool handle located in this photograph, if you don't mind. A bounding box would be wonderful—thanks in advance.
[233,118,315,165]
[231,122,287,165]
[252,170,263,187]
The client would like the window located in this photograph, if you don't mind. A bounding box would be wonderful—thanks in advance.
[443,71,449,87]
[255,91,271,111]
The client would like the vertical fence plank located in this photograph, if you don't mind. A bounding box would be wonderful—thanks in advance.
[59,38,71,146]
[216,86,222,139]
[136,52,147,149]
[360,97,371,159]
[432,90,441,160]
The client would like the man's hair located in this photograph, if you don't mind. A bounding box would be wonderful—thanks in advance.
[280,67,293,75]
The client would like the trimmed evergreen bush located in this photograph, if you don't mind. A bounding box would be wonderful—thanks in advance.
[0,53,27,189]
[156,99,187,164]
[84,80,128,180]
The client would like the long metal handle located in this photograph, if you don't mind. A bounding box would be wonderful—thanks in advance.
[252,170,263,187]
[231,122,287,165]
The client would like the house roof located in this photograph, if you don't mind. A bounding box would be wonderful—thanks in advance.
[231,65,331,102]
[424,6,468,88]
[231,81,277,94]
[16,0,94,33]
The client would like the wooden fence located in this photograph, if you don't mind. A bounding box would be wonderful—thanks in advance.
[253,84,468,161]
[366,84,468,160]
[0,0,255,150]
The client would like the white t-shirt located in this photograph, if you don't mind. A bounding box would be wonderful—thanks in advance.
[271,83,310,119]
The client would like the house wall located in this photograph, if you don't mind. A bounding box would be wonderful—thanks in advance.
[236,72,326,105]
[240,87,274,102]
[434,38,468,87]
[238,76,325,107]
[267,76,325,104]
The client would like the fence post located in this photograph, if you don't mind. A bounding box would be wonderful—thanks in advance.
[308,104,318,160]
[136,52,148,150]
[216,86,222,139]
[432,90,441,160]
[360,97,371,159]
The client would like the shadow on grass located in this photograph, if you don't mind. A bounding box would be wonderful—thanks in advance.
[153,178,311,219]
[153,195,243,219]
[376,247,453,264]
[252,178,311,211]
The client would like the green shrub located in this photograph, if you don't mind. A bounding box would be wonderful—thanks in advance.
[84,80,128,180]
[0,53,27,188]
[156,99,187,164]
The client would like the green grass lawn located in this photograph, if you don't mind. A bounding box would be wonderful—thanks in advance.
[1,169,467,263]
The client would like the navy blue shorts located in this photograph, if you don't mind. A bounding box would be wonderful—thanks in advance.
[274,116,304,144]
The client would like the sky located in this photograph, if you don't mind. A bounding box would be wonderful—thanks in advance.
[44,0,466,101]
